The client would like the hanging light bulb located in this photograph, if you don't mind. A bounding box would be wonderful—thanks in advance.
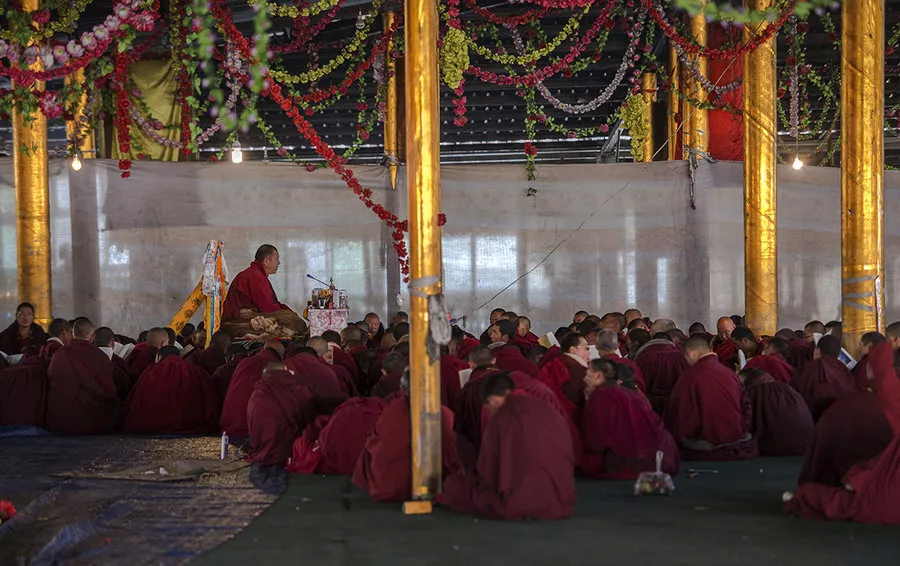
[262,147,270,164]
[792,156,803,170]
[356,10,367,29]
[231,139,242,164]
[71,155,82,171]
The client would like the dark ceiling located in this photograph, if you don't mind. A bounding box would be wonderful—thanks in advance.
[2,0,900,168]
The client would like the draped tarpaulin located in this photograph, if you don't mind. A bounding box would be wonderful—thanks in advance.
[1,158,900,336]
[111,59,181,162]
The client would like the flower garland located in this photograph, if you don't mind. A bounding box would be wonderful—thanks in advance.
[462,0,548,27]
[640,0,795,60]
[673,41,742,95]
[519,10,646,114]
[270,0,383,85]
[464,0,616,86]
[452,82,467,127]
[618,93,649,161]
[272,0,347,54]
[248,0,340,19]
[523,87,539,197]
[0,0,94,42]
[440,28,468,89]
[0,499,16,525]
[114,52,133,178]
[447,1,593,67]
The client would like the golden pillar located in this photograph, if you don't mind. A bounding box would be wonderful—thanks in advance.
[841,0,885,356]
[403,0,442,513]
[640,72,656,162]
[742,0,778,337]
[667,45,680,161]
[13,0,51,327]
[683,12,708,158]
[65,68,94,159]
[383,12,400,190]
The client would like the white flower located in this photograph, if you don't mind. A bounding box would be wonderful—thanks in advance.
[23,46,39,65]
[67,40,85,57]
[81,32,97,48]
[0,41,8,59]
[95,26,110,41]
[52,45,69,64]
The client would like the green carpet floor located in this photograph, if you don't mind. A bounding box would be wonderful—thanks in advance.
[193,457,900,566]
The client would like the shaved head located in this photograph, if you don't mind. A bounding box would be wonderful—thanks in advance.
[308,336,328,356]
[624,309,642,324]
[147,327,169,348]
[684,334,712,354]
[73,318,95,340]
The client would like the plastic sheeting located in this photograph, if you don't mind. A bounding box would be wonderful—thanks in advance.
[1,158,900,335]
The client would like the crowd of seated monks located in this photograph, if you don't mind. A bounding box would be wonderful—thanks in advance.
[2,303,900,524]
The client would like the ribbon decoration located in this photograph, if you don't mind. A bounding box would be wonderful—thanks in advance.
[167,240,228,344]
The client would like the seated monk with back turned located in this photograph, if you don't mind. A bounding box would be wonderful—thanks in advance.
[441,372,576,520]
[221,244,307,339]
[664,335,758,461]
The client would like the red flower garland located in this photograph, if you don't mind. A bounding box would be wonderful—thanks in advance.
[464,0,616,86]
[461,0,549,26]
[452,82,467,127]
[640,0,795,60]
[273,0,347,54]
[114,52,133,178]
[211,0,446,281]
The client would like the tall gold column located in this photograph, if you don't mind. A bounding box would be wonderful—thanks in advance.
[640,72,656,162]
[742,0,778,337]
[13,0,51,327]
[667,45,680,160]
[683,12,708,158]
[65,68,94,159]
[403,0,442,513]
[383,12,400,190]
[841,0,885,356]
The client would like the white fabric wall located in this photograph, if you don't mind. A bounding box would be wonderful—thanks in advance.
[0,158,899,337]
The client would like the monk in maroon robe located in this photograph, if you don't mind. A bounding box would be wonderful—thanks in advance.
[738,368,814,456]
[538,333,590,418]
[353,385,461,502]
[441,352,468,408]
[581,359,679,478]
[122,347,220,434]
[220,244,306,338]
[289,397,386,474]
[441,372,576,520]
[744,337,795,384]
[786,342,900,523]
[220,342,283,437]
[329,341,362,392]
[210,344,247,403]
[790,335,855,421]
[798,392,893,487]
[126,327,168,378]
[664,335,757,460]
[370,351,406,399]
[596,328,646,392]
[852,332,886,392]
[190,331,232,376]
[634,337,688,414]
[710,316,737,367]
[493,345,540,378]
[247,364,316,466]
[283,349,349,415]
[0,359,48,427]
[46,319,120,434]
[0,302,48,355]
[38,318,72,360]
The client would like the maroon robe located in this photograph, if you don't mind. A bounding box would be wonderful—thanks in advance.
[283,353,349,415]
[192,347,227,376]
[122,356,220,434]
[371,371,403,399]
[111,353,135,399]
[441,354,468,409]
[788,338,815,372]
[0,359,48,427]
[537,355,586,419]
[798,392,892,486]
[791,356,856,422]
[634,339,688,414]
[288,397,386,474]
[441,394,576,520]
[457,336,481,361]
[210,356,244,404]
[744,354,795,384]
[581,384,680,479]
[126,342,158,379]
[38,338,65,360]
[220,349,281,437]
[852,354,871,392]
[538,345,562,369]
[664,355,758,460]
[328,359,358,397]
[787,343,900,523]
[494,345,540,379]
[46,340,120,434]
[712,339,738,368]
[742,371,814,456]
[331,346,361,392]
[352,394,461,502]
[603,353,647,393]
[222,260,292,320]
[247,370,315,466]
[0,321,48,355]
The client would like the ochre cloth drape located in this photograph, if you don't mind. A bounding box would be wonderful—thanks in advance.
[112,59,181,162]
[708,26,744,161]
